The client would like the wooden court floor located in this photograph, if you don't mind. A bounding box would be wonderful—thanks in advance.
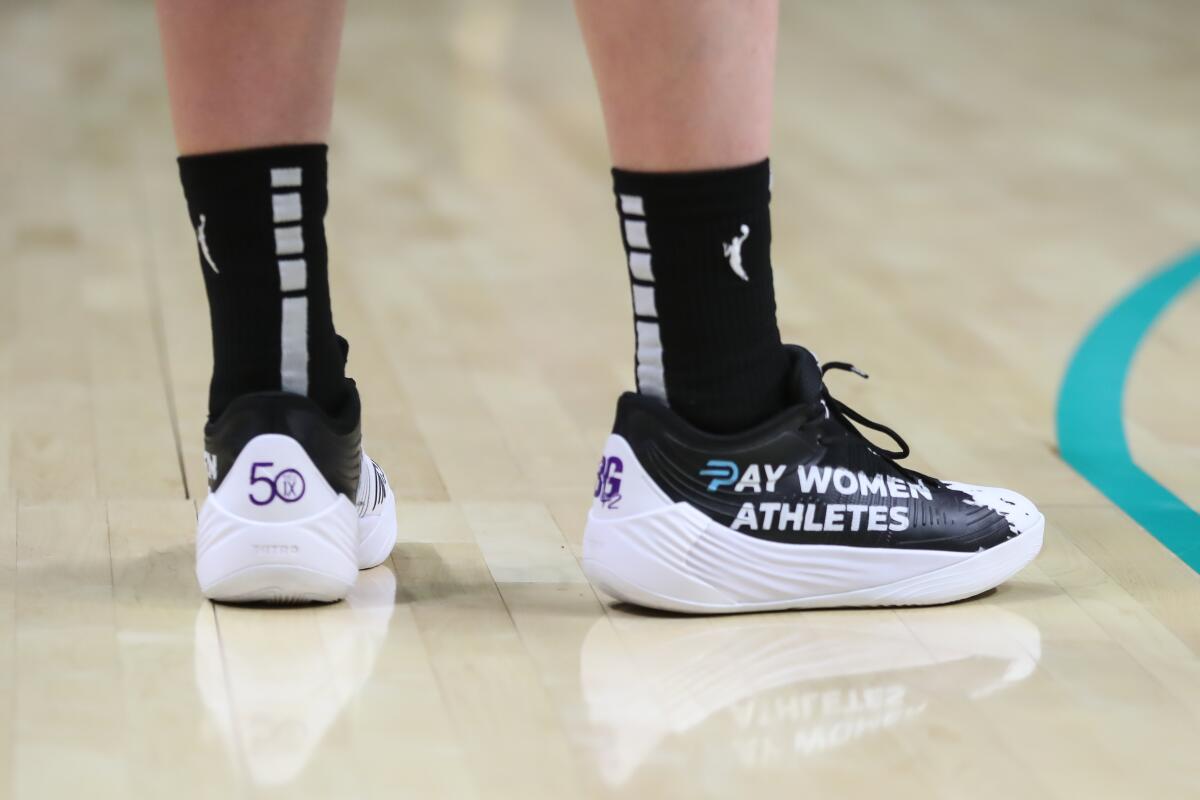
[2,0,1199,797]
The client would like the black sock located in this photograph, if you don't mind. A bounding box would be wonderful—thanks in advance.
[178,144,349,421]
[612,159,789,433]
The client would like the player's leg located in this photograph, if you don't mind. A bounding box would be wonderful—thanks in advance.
[575,0,775,173]
[159,0,347,416]
[157,1,395,603]
[158,0,344,155]
[576,0,784,432]
[576,0,1043,613]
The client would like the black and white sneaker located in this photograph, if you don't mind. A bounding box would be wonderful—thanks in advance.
[196,385,397,603]
[584,346,1044,613]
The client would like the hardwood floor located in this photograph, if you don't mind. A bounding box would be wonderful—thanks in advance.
[1,0,1198,796]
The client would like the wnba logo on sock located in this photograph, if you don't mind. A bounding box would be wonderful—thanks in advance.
[723,224,751,281]
[595,456,623,509]
[195,214,220,274]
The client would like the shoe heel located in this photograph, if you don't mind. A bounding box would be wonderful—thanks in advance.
[584,507,739,613]
[196,433,358,604]
[584,434,739,612]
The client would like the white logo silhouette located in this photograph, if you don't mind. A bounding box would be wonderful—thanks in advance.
[723,224,750,281]
[196,214,219,274]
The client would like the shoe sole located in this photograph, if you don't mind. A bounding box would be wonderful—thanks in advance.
[582,503,1044,614]
[197,494,359,604]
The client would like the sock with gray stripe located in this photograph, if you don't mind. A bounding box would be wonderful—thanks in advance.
[178,144,350,421]
[612,159,789,433]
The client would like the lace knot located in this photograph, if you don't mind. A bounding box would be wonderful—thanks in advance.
[819,361,911,461]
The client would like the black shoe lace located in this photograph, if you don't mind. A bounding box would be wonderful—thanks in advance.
[817,362,911,461]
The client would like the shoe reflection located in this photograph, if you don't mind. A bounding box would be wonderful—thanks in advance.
[580,603,1041,785]
[193,566,396,787]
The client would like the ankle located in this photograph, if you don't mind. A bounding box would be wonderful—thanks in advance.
[178,144,349,420]
[611,159,789,433]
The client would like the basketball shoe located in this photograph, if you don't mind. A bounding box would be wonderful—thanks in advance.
[584,346,1044,613]
[195,384,397,603]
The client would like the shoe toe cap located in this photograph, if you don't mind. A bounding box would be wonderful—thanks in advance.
[944,481,1042,535]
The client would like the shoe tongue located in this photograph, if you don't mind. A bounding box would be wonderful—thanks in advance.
[785,345,825,407]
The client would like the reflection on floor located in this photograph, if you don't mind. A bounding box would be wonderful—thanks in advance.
[194,567,397,787]
[581,604,1040,786]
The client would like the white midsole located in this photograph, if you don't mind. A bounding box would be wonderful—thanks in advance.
[583,506,1043,613]
[356,488,397,570]
[196,492,359,603]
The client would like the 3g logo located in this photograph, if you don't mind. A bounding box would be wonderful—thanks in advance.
[248,461,307,506]
[594,455,623,509]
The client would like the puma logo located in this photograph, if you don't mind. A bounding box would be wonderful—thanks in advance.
[723,224,750,281]
[196,214,219,274]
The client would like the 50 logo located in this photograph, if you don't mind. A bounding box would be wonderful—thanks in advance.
[594,455,623,509]
[248,461,306,506]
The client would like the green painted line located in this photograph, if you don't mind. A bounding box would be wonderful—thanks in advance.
[1056,249,1200,572]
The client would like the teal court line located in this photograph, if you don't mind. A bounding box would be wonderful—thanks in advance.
[1057,249,1200,572]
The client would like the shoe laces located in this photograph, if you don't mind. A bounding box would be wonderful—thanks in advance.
[816,361,911,461]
